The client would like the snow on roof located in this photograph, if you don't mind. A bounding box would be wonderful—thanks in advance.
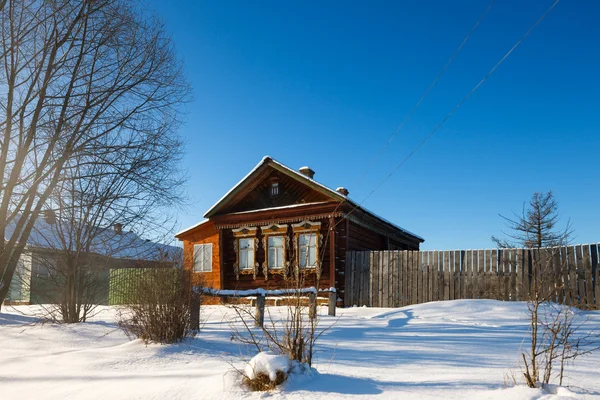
[200,156,423,242]
[267,158,423,240]
[203,156,273,218]
[356,204,425,241]
[5,217,181,261]
[175,219,210,237]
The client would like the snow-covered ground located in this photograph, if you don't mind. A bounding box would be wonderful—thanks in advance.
[1,300,599,399]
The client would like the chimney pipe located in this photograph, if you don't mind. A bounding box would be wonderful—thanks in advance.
[336,187,349,196]
[298,166,315,179]
[43,210,56,224]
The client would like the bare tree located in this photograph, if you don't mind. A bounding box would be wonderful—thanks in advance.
[0,0,190,307]
[25,146,182,323]
[492,191,572,249]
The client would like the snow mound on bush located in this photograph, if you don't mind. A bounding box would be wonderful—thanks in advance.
[245,351,290,381]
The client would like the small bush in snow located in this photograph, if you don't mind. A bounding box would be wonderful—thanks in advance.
[117,268,198,344]
[242,352,289,391]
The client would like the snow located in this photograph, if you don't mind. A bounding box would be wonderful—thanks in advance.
[1,300,599,399]
[245,351,290,381]
[175,219,210,237]
[200,286,335,296]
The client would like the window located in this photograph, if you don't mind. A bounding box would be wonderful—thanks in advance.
[238,238,255,270]
[268,236,285,270]
[232,226,258,279]
[270,182,279,196]
[298,233,317,269]
[193,243,212,272]
[292,220,321,275]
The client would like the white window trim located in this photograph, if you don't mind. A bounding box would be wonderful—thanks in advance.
[193,243,213,273]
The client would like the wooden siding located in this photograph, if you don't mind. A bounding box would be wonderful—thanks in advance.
[180,221,221,289]
[218,170,332,215]
[348,221,387,252]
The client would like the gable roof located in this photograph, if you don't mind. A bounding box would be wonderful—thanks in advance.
[182,156,423,242]
[203,156,348,218]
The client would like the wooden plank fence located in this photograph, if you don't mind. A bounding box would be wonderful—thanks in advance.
[344,244,600,309]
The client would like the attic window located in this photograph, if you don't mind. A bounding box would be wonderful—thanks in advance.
[270,182,279,197]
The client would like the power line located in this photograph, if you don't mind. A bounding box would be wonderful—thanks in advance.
[338,0,562,228]
[325,0,498,235]
[354,0,498,186]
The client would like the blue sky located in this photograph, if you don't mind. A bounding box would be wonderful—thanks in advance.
[148,0,600,250]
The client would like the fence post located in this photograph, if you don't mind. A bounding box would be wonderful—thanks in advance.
[190,291,200,331]
[308,292,317,319]
[328,291,336,316]
[255,294,265,327]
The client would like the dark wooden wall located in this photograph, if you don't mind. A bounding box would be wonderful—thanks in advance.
[221,218,334,291]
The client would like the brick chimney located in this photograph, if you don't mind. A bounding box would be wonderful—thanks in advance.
[298,166,315,179]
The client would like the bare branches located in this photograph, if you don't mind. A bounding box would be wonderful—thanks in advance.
[0,0,190,306]
[227,275,332,369]
[117,268,197,343]
[519,248,600,388]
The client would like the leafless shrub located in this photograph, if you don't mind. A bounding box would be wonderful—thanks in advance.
[520,248,600,388]
[228,279,327,368]
[117,268,197,344]
[242,370,287,392]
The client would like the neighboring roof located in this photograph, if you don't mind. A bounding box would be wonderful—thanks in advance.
[188,156,424,242]
[5,217,181,261]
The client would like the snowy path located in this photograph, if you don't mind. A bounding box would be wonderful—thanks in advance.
[1,300,599,399]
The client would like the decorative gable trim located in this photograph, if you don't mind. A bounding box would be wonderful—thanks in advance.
[203,156,347,219]
[215,212,341,230]
[231,226,258,237]
[291,220,321,232]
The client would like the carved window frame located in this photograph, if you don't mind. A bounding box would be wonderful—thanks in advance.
[260,224,289,280]
[232,226,258,280]
[291,220,322,280]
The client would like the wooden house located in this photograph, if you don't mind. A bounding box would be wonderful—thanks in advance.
[175,156,423,303]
